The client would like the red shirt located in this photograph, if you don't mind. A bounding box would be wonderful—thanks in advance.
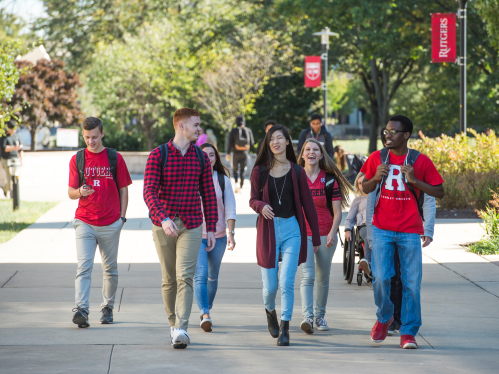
[305,169,341,236]
[361,149,444,234]
[143,140,218,231]
[69,148,132,226]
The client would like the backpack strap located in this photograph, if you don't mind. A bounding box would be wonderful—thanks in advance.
[106,148,119,194]
[324,172,336,219]
[404,149,425,221]
[76,149,85,187]
[217,171,225,206]
[194,145,206,172]
[374,147,390,205]
[293,163,301,182]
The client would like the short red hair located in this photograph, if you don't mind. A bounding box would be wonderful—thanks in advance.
[173,108,200,128]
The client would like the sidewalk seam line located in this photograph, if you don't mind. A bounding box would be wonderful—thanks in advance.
[417,332,434,349]
[423,253,499,300]
[1,271,18,288]
[118,288,124,312]
[107,345,114,374]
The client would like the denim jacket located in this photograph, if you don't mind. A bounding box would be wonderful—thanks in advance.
[366,191,436,248]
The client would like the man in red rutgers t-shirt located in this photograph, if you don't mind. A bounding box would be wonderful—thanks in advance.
[361,115,444,349]
[68,117,132,328]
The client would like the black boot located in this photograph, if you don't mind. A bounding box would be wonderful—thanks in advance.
[277,320,290,346]
[265,309,279,338]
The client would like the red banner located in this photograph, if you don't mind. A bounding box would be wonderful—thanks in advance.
[431,13,457,63]
[305,56,321,87]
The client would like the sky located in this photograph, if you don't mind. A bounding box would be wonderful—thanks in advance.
[0,0,46,24]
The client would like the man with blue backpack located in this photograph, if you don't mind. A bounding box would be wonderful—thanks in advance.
[361,115,444,349]
[143,108,218,349]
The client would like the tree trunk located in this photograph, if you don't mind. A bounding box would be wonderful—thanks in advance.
[30,126,37,151]
[368,102,380,154]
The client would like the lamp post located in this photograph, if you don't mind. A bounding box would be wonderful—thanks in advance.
[313,27,339,125]
[8,159,21,210]
[457,0,469,133]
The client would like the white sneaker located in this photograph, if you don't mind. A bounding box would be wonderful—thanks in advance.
[315,317,329,331]
[171,328,190,349]
[359,258,371,276]
[200,316,213,332]
[300,318,314,334]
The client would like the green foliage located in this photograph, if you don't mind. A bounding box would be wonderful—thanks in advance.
[411,129,499,210]
[475,0,499,50]
[469,189,499,255]
[0,40,23,135]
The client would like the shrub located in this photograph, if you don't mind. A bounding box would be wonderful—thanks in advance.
[468,189,499,255]
[411,129,499,210]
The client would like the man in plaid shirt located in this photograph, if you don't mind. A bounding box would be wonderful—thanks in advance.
[143,108,218,349]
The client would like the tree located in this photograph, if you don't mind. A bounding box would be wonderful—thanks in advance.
[10,59,84,149]
[475,0,499,49]
[197,33,295,132]
[0,40,23,135]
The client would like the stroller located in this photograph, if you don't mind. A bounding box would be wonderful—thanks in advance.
[340,224,372,286]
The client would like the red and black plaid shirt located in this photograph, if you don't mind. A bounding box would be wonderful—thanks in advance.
[143,140,218,231]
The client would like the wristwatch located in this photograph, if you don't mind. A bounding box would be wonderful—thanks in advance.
[229,230,235,235]
[121,217,127,223]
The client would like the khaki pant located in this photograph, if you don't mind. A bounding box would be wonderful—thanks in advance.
[1,158,11,194]
[152,218,202,330]
[73,218,123,311]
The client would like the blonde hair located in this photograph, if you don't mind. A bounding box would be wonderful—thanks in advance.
[353,172,365,196]
[297,138,353,208]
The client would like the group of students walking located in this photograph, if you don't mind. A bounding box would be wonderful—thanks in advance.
[68,108,444,351]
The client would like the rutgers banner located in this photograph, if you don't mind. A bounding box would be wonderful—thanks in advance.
[305,56,321,87]
[431,13,457,63]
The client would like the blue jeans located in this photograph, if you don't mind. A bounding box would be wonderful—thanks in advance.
[372,227,422,336]
[261,217,301,322]
[299,235,337,319]
[194,236,227,315]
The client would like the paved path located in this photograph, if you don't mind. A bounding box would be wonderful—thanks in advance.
[1,178,498,373]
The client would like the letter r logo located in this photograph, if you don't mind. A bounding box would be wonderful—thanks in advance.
[93,180,100,187]
[384,165,405,192]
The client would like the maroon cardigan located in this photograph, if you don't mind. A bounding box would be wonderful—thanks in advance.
[249,162,321,269]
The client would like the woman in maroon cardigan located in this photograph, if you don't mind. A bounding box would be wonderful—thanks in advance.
[250,124,321,346]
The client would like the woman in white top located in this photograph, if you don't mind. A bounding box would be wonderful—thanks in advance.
[195,143,237,333]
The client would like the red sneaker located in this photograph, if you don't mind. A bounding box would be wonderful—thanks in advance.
[370,317,394,343]
[400,335,418,349]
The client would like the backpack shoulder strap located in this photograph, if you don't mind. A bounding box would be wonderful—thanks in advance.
[375,148,390,208]
[76,149,85,187]
[217,171,225,205]
[194,145,206,172]
[259,164,269,200]
[324,172,336,218]
[106,148,119,192]
[293,163,301,182]
[380,147,390,165]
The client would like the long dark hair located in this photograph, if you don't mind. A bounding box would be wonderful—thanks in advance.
[254,124,297,168]
[298,138,353,208]
[200,143,230,177]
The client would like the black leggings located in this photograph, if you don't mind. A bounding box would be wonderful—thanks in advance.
[390,248,403,324]
[232,151,248,188]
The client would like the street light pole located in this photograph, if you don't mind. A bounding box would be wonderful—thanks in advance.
[313,27,338,125]
[457,0,469,133]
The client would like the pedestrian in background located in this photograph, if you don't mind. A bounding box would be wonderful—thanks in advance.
[1,120,24,199]
[296,114,334,159]
[256,119,277,156]
[226,115,254,192]
[250,125,320,346]
[68,117,132,328]
[195,143,236,333]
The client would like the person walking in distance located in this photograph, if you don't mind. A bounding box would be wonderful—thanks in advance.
[68,117,132,328]
[297,139,352,334]
[296,114,335,159]
[226,115,254,192]
[361,115,444,349]
[195,144,237,332]
[1,120,24,199]
[143,108,218,349]
[250,125,321,346]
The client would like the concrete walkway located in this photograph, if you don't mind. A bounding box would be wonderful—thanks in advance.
[1,178,498,373]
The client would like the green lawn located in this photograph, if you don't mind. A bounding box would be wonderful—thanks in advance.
[334,139,383,155]
[0,201,57,244]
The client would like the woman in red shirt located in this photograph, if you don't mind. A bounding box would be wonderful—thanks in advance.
[297,139,352,333]
[250,125,321,346]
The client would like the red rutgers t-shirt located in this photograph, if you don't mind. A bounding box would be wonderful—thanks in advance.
[305,169,341,236]
[69,148,132,226]
[361,149,444,235]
